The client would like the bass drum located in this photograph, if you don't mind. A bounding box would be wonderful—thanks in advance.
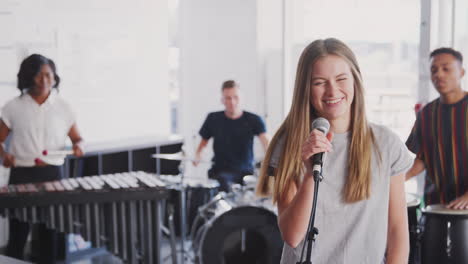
[191,190,283,264]
[421,204,468,264]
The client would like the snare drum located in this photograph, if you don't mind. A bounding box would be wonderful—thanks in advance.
[191,189,282,264]
[421,204,468,264]
[160,175,220,235]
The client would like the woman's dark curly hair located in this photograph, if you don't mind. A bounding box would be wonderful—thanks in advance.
[17,54,60,94]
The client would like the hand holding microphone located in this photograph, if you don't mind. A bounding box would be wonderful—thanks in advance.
[301,118,333,176]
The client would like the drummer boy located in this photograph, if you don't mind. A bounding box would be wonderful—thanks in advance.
[193,80,270,192]
[405,47,468,209]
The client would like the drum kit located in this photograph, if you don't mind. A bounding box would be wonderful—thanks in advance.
[405,193,468,264]
[152,152,282,264]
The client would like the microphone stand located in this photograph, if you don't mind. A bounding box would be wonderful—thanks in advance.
[297,155,323,264]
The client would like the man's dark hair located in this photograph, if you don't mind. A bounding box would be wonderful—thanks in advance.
[430,47,463,64]
[17,54,60,93]
[221,80,238,91]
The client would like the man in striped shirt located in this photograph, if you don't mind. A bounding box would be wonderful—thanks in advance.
[406,47,468,209]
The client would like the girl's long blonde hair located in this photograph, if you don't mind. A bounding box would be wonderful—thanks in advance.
[256,38,376,204]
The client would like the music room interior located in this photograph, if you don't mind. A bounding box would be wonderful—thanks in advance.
[0,0,467,264]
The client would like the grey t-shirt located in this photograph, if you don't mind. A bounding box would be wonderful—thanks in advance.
[271,123,412,264]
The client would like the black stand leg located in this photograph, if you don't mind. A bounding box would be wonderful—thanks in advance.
[297,169,322,264]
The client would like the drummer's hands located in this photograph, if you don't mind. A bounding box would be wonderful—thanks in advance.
[301,129,333,176]
[2,152,15,168]
[447,192,468,210]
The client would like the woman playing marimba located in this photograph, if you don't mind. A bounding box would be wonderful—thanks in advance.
[0,54,84,263]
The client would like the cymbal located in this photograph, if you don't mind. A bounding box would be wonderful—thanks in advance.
[151,152,211,163]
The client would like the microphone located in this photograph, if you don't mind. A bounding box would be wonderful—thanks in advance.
[311,117,330,174]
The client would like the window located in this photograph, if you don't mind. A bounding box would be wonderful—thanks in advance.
[287,0,420,140]
[454,0,468,90]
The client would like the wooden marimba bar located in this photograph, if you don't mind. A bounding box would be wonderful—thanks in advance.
[0,171,168,264]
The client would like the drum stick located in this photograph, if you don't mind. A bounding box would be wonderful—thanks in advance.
[15,159,36,167]
[35,157,64,166]
[15,157,64,167]
[42,149,74,156]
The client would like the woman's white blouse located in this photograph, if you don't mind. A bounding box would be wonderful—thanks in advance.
[1,91,76,166]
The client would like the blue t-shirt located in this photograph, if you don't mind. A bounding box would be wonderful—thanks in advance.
[199,111,266,173]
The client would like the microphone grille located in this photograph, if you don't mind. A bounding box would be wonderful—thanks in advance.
[312,117,330,134]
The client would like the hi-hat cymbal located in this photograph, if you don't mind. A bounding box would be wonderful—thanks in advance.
[151,152,211,163]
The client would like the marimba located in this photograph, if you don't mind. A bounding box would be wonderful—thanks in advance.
[0,171,168,264]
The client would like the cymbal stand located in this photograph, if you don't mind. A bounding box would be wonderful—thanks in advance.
[168,204,178,264]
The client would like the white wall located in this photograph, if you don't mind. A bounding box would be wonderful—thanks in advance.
[179,0,286,177]
[257,0,287,134]
[0,0,170,143]
[178,0,258,176]
[179,0,259,138]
